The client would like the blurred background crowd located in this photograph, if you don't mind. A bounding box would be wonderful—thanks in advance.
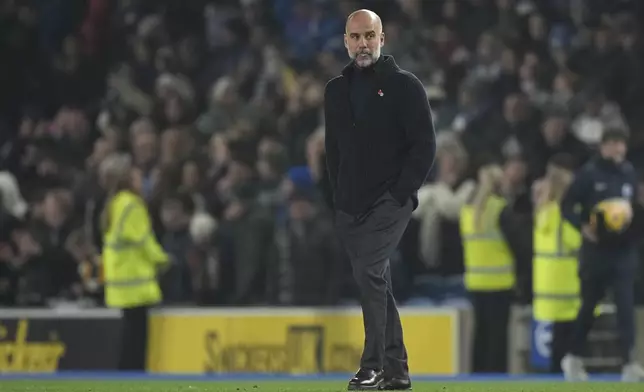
[0,0,643,309]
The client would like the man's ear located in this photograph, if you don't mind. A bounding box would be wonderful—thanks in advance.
[344,34,349,49]
[380,32,385,47]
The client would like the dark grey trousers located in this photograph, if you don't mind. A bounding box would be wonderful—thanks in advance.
[335,191,412,375]
[569,262,636,363]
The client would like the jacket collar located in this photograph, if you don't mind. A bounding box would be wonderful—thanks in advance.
[341,55,399,77]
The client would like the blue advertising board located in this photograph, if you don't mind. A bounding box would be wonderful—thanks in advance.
[531,319,553,370]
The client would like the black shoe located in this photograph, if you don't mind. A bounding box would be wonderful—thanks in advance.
[379,376,412,390]
[348,368,385,390]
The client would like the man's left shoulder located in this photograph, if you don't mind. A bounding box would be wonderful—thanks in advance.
[620,161,638,182]
[619,160,636,174]
[390,68,423,85]
[389,69,426,96]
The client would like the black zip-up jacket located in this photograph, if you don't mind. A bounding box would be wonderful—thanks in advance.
[324,55,436,215]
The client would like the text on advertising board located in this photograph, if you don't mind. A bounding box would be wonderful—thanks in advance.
[147,309,458,375]
[0,320,66,372]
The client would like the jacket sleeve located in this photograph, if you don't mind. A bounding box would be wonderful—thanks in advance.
[323,81,340,206]
[618,173,642,243]
[499,206,532,274]
[560,168,590,230]
[391,73,436,204]
[120,201,169,265]
[499,205,532,302]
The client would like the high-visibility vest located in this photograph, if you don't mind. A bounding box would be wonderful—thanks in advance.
[533,201,582,322]
[102,190,169,309]
[460,195,515,291]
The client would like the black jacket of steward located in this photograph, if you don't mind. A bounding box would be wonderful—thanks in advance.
[324,55,436,215]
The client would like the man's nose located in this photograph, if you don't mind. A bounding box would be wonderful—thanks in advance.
[358,36,368,47]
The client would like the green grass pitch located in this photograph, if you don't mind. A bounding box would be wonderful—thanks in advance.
[0,380,641,392]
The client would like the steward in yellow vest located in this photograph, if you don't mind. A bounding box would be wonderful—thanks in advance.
[531,154,583,374]
[460,164,515,374]
[461,195,515,291]
[533,202,581,322]
[102,190,169,308]
[99,154,169,371]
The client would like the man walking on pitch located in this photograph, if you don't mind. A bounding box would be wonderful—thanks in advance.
[560,129,644,382]
[324,9,436,391]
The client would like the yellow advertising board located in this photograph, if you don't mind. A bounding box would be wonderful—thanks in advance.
[147,307,459,375]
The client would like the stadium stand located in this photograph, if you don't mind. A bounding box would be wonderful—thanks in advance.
[0,0,643,313]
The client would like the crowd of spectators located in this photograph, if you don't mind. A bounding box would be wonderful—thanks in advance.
[0,0,643,308]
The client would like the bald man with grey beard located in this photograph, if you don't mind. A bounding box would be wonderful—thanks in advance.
[324,9,436,391]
